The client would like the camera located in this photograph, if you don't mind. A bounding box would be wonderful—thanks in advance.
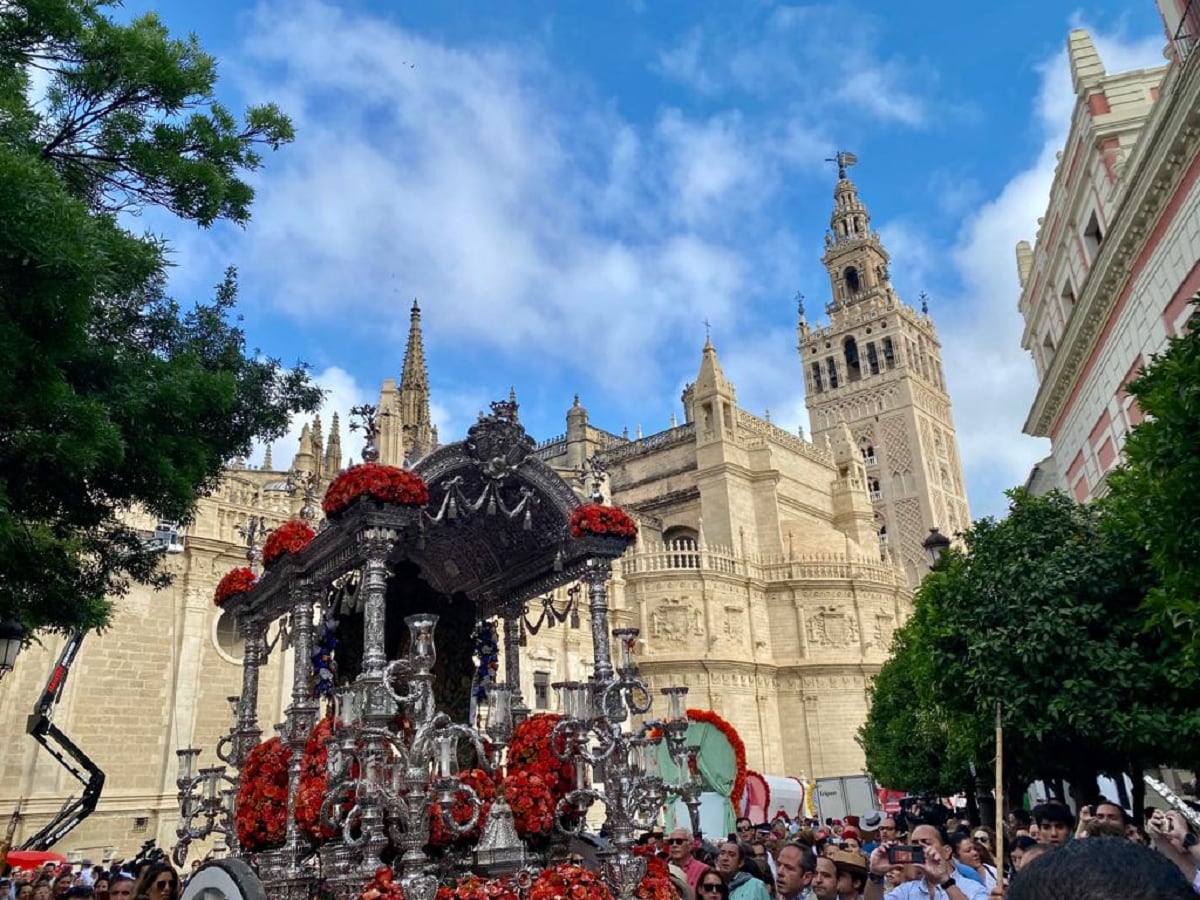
[887,845,926,865]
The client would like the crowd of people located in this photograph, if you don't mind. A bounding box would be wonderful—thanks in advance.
[0,857,181,900]
[631,798,1200,900]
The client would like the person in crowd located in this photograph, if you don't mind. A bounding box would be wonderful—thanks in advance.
[1030,803,1072,848]
[17,882,34,900]
[866,824,989,900]
[829,849,868,900]
[63,888,93,899]
[1006,809,1031,842]
[1147,807,1200,889]
[775,843,817,900]
[859,812,884,854]
[715,841,770,900]
[1008,836,1193,900]
[32,886,51,900]
[669,828,712,897]
[129,864,177,900]
[840,828,863,855]
[737,818,756,842]
[809,856,840,900]
[1009,836,1045,873]
[970,827,995,857]
[106,877,133,900]
[51,874,72,898]
[698,871,731,900]
[949,834,996,890]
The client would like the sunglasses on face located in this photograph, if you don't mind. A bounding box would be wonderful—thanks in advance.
[667,838,688,845]
[700,883,725,893]
[154,881,176,891]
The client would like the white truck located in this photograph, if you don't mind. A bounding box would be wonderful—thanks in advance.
[813,774,878,823]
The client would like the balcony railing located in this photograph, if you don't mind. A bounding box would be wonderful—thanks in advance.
[620,542,905,586]
[1175,0,1198,62]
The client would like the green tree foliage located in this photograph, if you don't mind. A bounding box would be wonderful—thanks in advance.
[0,0,320,633]
[864,490,1200,803]
[1106,307,1200,667]
[858,614,983,795]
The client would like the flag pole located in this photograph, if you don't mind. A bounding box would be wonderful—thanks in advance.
[994,701,1005,888]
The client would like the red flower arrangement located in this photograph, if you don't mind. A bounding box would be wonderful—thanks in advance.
[505,713,574,800]
[235,736,291,850]
[360,867,405,900]
[501,770,555,837]
[429,768,495,846]
[263,519,316,568]
[570,504,638,540]
[686,708,747,810]
[435,874,522,900]
[323,463,429,518]
[530,864,614,900]
[295,717,354,843]
[634,851,679,900]
[214,567,256,607]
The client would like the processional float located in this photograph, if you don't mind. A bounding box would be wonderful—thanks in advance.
[173,400,706,900]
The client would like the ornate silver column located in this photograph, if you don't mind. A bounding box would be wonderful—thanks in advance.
[277,582,321,895]
[355,529,396,873]
[583,559,614,683]
[503,614,523,706]
[236,619,267,764]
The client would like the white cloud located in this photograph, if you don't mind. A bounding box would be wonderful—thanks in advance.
[248,365,372,470]
[918,24,1165,512]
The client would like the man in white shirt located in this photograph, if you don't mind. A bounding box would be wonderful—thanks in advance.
[865,824,988,900]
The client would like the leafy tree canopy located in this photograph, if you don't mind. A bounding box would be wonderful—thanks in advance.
[1106,305,1200,670]
[0,0,320,633]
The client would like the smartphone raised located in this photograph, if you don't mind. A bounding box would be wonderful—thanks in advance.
[887,845,926,865]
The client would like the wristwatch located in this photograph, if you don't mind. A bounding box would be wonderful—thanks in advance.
[939,877,956,891]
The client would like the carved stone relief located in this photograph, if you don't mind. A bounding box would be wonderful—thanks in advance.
[806,605,861,648]
[650,597,704,640]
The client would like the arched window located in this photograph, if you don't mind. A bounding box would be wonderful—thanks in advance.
[882,337,896,369]
[844,266,861,294]
[214,611,245,663]
[866,342,880,375]
[878,525,888,544]
[868,478,883,501]
[861,445,877,466]
[843,337,862,382]
[811,362,825,392]
[826,358,840,389]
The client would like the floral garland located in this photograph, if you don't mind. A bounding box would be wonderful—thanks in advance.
[501,770,555,837]
[530,864,614,900]
[214,567,256,607]
[360,867,405,900]
[323,463,429,518]
[569,504,638,540]
[506,713,574,800]
[470,620,499,702]
[295,717,345,843]
[634,851,680,900]
[686,708,747,810]
[429,768,495,846]
[235,736,291,850]
[262,519,316,568]
[436,874,524,900]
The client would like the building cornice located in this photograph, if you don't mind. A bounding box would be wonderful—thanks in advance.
[1025,54,1200,437]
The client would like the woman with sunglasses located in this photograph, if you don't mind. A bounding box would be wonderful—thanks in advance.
[698,873,731,900]
[130,863,179,900]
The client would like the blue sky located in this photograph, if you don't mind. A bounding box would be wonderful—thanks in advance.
[133,1,1167,521]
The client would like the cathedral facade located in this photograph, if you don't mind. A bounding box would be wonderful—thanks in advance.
[0,165,965,862]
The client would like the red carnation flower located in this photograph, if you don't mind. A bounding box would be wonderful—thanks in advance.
[214,567,256,606]
[569,504,638,540]
[263,519,316,568]
[323,463,430,518]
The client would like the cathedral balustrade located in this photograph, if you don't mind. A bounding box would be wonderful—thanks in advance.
[621,543,906,588]
[735,411,832,464]
[600,422,696,463]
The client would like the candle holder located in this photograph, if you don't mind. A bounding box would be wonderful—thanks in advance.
[172,748,237,866]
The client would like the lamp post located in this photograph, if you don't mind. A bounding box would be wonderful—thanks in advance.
[0,619,26,679]
[922,527,951,570]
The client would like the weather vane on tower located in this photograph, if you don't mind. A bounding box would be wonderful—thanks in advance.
[825,150,859,179]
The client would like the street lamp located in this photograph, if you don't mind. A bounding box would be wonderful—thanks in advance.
[0,619,27,678]
[922,527,951,570]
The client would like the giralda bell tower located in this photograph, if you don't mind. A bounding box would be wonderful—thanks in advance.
[798,153,970,587]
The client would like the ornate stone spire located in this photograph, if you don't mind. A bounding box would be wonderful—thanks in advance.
[324,412,342,476]
[292,422,316,473]
[399,299,435,463]
[262,443,273,470]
